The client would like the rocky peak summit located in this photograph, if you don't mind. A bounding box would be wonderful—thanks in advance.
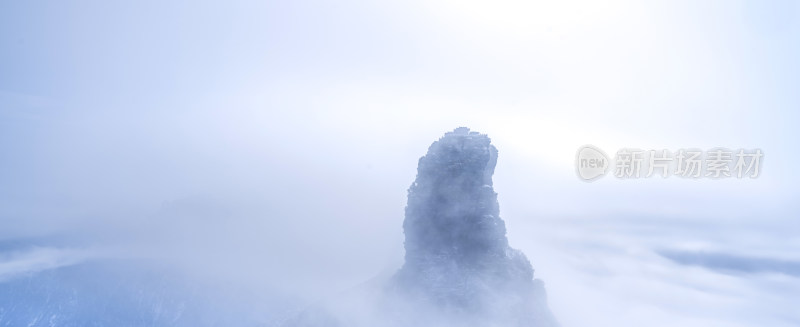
[402,127,507,266]
[392,127,557,326]
[287,128,558,327]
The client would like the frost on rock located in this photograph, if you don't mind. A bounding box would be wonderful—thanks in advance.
[287,127,558,327]
[388,127,558,327]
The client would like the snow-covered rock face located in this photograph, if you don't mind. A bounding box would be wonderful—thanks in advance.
[391,127,558,326]
[402,127,507,266]
[286,128,558,327]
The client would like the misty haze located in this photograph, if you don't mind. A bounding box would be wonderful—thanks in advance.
[2,1,800,326]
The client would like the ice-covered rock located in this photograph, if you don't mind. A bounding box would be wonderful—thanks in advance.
[287,127,558,327]
[388,127,558,326]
